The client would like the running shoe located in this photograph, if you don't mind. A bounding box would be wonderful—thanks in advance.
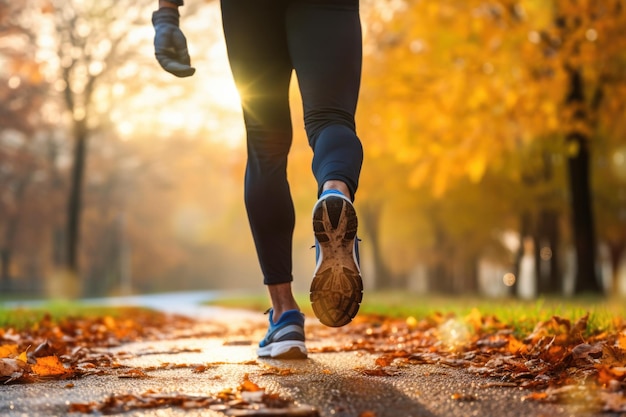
[257,308,307,359]
[310,189,363,327]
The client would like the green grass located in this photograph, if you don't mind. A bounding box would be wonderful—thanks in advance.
[206,291,626,335]
[2,293,622,335]
[0,301,136,331]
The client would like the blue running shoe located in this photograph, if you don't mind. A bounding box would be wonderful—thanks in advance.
[257,309,307,359]
[310,189,363,327]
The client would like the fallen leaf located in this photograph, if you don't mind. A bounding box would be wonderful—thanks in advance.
[597,365,626,385]
[0,344,19,358]
[0,358,28,378]
[119,369,149,378]
[239,374,263,392]
[601,392,626,412]
[572,343,603,362]
[31,356,69,377]
[261,365,296,376]
[375,356,394,367]
[68,402,95,413]
[451,393,477,401]
[522,392,549,402]
[359,368,397,377]
[67,381,319,415]
[617,331,626,350]
[192,365,207,373]
[32,340,56,358]
[571,314,589,341]
[507,336,528,355]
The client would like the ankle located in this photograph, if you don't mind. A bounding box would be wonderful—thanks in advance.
[272,307,299,323]
[322,180,351,200]
[267,283,299,323]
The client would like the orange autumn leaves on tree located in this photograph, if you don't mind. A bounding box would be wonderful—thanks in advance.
[363,0,538,196]
[360,0,626,197]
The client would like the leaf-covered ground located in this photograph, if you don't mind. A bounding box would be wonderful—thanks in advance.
[1,307,625,415]
[312,310,626,413]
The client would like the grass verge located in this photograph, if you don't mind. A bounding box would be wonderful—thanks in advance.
[0,301,147,331]
[206,291,626,334]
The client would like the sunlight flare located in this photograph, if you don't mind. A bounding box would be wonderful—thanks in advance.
[437,318,471,351]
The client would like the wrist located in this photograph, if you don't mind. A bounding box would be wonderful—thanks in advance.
[152,6,179,24]
[159,0,183,8]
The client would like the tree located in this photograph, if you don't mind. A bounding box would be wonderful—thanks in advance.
[40,0,154,294]
[356,0,626,295]
[0,1,51,292]
[531,0,626,293]
[358,0,553,290]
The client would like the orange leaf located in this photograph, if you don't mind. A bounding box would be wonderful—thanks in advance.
[507,336,528,355]
[192,365,207,373]
[119,369,149,378]
[375,356,394,367]
[239,374,262,392]
[617,331,626,350]
[522,392,548,402]
[0,344,19,358]
[31,356,68,376]
[465,308,483,331]
[103,316,116,330]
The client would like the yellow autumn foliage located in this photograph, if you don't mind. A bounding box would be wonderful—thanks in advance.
[360,0,626,197]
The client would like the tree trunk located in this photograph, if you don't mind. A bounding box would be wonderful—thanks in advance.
[1,223,17,291]
[565,67,601,294]
[429,223,454,293]
[1,177,28,292]
[66,122,88,282]
[454,253,478,294]
[360,202,391,289]
[537,209,561,294]
[0,248,10,290]
[607,239,625,296]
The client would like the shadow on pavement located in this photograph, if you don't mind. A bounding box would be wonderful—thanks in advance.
[259,358,437,417]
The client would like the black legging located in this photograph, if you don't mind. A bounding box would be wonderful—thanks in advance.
[221,0,363,286]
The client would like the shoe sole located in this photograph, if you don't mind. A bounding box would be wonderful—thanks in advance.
[310,195,363,327]
[257,341,308,359]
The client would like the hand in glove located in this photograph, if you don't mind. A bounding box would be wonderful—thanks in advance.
[152,7,195,77]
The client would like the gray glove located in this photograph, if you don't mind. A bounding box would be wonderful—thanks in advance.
[152,7,195,77]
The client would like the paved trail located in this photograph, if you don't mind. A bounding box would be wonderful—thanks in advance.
[1,292,601,417]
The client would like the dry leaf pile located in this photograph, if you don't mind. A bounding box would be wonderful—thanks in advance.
[2,306,626,414]
[69,374,318,416]
[0,308,198,383]
[308,310,626,413]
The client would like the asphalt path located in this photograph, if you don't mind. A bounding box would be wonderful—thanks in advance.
[0,292,612,417]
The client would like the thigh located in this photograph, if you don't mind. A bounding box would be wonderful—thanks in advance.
[221,0,293,128]
[286,0,362,130]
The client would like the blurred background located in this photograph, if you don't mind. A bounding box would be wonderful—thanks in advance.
[1,0,625,301]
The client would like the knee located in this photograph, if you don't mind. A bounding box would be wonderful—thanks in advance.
[304,108,356,144]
